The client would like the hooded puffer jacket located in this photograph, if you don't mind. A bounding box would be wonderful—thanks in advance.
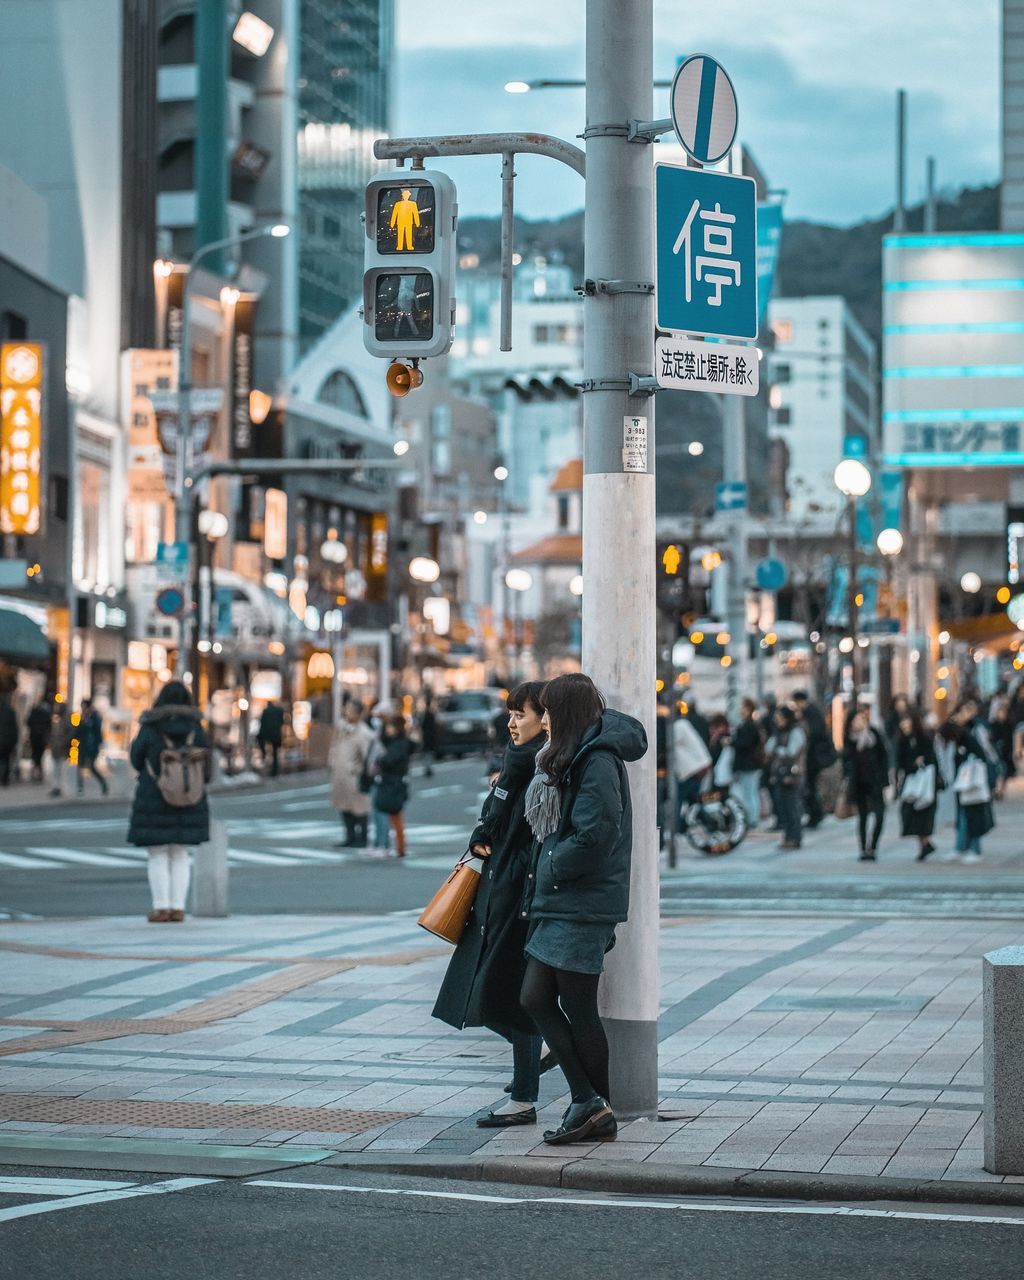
[524,708,647,925]
[127,706,211,847]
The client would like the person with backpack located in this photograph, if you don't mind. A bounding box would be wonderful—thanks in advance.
[127,681,211,922]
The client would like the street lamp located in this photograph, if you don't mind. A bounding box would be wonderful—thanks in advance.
[876,528,904,558]
[960,571,982,594]
[834,458,872,707]
[173,221,291,676]
[409,556,440,584]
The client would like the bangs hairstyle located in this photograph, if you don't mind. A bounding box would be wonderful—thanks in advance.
[539,673,605,788]
[506,680,546,717]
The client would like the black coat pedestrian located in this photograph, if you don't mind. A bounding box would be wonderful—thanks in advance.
[525,709,647,925]
[27,704,51,750]
[432,732,545,1035]
[0,700,17,754]
[257,702,285,746]
[800,701,836,773]
[843,727,890,806]
[732,717,764,773]
[373,734,412,814]
[896,730,940,838]
[127,706,211,847]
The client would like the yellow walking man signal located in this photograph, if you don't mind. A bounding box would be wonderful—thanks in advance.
[390,189,421,251]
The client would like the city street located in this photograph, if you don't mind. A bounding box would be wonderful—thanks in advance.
[2,1165,1023,1280]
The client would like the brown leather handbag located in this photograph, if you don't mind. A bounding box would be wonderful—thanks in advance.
[417,852,481,944]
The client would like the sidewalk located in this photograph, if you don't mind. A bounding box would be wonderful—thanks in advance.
[1,898,1020,1204]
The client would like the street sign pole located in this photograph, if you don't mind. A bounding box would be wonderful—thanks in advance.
[722,392,748,721]
[582,0,658,1118]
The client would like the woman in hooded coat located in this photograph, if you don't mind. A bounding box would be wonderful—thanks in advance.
[433,682,547,1128]
[127,681,211,922]
[519,673,647,1147]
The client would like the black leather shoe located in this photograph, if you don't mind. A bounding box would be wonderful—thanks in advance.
[476,1107,537,1128]
[543,1097,614,1145]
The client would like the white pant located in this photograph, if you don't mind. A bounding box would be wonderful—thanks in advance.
[147,844,191,911]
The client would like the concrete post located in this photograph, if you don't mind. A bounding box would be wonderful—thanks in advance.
[983,946,1024,1173]
[193,818,229,918]
[722,393,748,720]
[583,0,659,1118]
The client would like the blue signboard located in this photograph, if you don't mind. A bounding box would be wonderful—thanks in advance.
[756,201,784,331]
[715,481,748,512]
[755,558,787,591]
[656,164,758,340]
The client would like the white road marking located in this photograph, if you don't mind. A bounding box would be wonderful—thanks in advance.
[0,1176,136,1197]
[24,847,139,868]
[249,1180,1024,1228]
[224,849,302,866]
[0,1177,217,1224]
[0,850,67,869]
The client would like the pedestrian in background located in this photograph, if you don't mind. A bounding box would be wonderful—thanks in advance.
[843,709,890,862]
[328,700,374,848]
[519,672,647,1145]
[988,696,1015,798]
[434,681,548,1129]
[791,689,835,830]
[0,690,18,786]
[49,706,74,797]
[949,698,997,863]
[127,680,210,923]
[77,698,109,797]
[732,697,765,827]
[765,704,806,850]
[370,714,412,857]
[26,697,52,783]
[672,709,712,817]
[256,699,285,777]
[895,710,941,861]
[419,695,438,778]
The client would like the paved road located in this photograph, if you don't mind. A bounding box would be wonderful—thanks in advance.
[3,765,1024,919]
[1,1164,1022,1280]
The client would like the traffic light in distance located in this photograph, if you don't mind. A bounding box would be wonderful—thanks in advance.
[363,169,458,360]
[386,360,424,398]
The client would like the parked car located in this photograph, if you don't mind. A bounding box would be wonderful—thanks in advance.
[433,690,506,759]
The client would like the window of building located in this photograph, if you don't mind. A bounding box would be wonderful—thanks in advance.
[1,311,27,341]
[557,494,570,530]
[317,369,368,417]
[774,407,792,426]
[774,363,791,384]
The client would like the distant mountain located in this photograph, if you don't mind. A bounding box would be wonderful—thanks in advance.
[458,184,1001,346]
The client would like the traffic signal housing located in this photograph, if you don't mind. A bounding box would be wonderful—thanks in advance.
[362,170,458,361]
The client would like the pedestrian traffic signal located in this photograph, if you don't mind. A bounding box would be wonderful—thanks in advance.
[362,170,458,362]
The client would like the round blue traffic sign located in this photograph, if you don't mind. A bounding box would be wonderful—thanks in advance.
[670,54,739,166]
[755,558,787,592]
[155,587,186,618]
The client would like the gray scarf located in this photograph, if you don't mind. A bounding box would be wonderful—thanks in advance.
[525,743,562,841]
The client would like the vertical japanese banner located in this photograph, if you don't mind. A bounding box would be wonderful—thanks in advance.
[0,342,45,535]
[231,298,256,458]
[164,270,186,367]
[756,201,784,332]
[366,512,389,602]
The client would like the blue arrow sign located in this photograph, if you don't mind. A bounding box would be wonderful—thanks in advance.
[715,481,748,512]
[656,165,758,341]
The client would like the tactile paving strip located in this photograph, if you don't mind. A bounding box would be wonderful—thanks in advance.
[0,1093,411,1135]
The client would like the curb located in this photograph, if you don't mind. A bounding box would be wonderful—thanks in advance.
[322,1153,1024,1209]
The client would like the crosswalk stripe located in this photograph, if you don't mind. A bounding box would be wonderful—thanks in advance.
[226,848,303,866]
[0,850,67,869]
[24,846,140,868]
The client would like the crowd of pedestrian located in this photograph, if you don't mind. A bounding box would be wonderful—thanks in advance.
[667,685,1018,864]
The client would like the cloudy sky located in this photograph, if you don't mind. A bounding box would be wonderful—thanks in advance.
[393,0,1000,226]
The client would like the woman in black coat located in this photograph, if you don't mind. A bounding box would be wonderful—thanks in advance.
[433,682,547,1128]
[127,681,210,923]
[519,673,647,1147]
[370,715,413,856]
[894,711,941,861]
[843,710,890,862]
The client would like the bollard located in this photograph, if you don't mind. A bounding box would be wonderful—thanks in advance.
[983,945,1024,1174]
[193,818,229,918]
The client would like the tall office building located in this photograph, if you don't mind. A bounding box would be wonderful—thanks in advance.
[298,0,393,349]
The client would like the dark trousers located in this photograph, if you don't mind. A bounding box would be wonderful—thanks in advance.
[857,798,885,853]
[341,811,368,847]
[260,741,280,776]
[772,783,803,846]
[77,755,108,795]
[489,1023,543,1104]
[804,765,825,827]
[0,750,12,786]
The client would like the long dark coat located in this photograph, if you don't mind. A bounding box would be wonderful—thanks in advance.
[432,732,544,1036]
[127,705,211,847]
[843,727,890,806]
[372,734,412,814]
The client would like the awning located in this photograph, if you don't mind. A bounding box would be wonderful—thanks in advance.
[0,607,50,663]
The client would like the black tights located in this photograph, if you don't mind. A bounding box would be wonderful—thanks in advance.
[520,958,609,1104]
[857,799,884,853]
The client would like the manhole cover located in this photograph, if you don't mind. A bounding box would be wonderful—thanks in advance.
[757,995,930,1013]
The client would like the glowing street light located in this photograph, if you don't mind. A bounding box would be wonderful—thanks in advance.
[960,571,982,594]
[833,458,872,498]
[569,574,584,597]
[320,538,348,566]
[876,527,904,557]
[233,11,275,56]
[505,568,533,593]
[409,556,440,584]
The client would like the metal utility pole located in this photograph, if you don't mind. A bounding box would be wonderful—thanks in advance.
[722,393,748,720]
[582,0,659,1117]
[847,495,861,708]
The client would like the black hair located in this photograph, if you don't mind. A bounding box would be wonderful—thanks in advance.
[384,714,407,737]
[506,680,545,717]
[539,673,605,788]
[774,704,797,730]
[154,680,193,708]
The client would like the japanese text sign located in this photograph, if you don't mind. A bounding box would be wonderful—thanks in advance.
[1,342,44,535]
[656,165,758,341]
[655,335,759,396]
